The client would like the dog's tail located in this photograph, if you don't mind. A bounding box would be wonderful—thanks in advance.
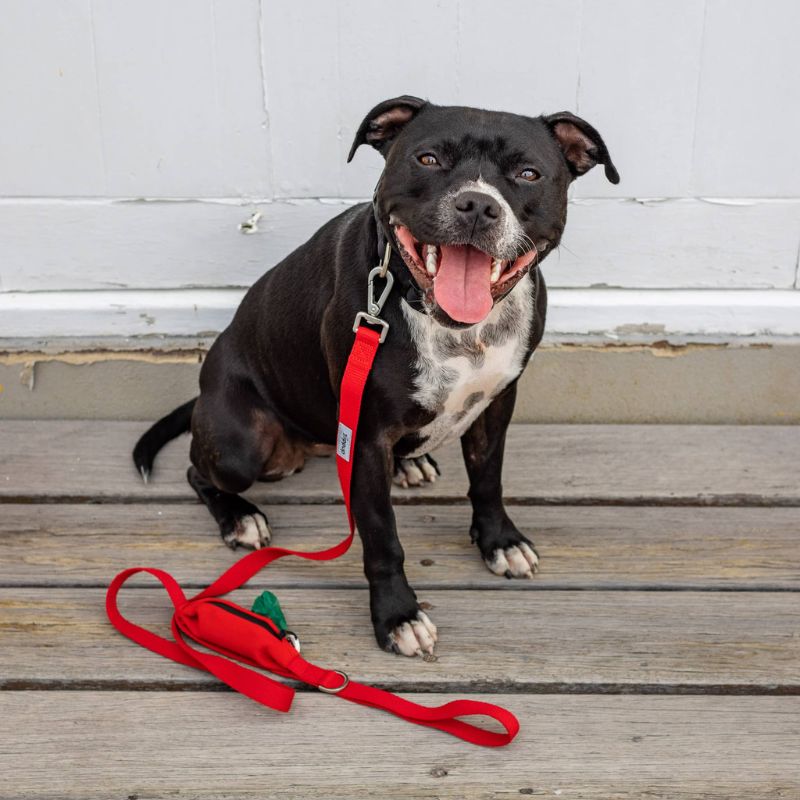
[132,398,197,484]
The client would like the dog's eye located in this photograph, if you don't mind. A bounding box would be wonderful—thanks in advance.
[517,168,541,182]
[418,153,439,167]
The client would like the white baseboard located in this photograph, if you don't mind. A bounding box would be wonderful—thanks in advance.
[2,288,799,340]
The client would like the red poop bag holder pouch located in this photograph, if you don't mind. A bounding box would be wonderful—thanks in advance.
[106,250,520,747]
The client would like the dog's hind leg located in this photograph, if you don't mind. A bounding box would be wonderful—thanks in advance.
[186,382,276,550]
[392,453,440,488]
[187,465,271,550]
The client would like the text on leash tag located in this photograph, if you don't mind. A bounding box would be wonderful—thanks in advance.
[337,423,353,462]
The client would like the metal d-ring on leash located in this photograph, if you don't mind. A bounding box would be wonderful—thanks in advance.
[352,241,394,343]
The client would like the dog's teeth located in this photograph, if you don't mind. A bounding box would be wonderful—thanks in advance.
[425,245,438,277]
[490,258,503,284]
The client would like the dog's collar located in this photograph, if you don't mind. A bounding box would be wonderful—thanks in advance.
[371,203,426,313]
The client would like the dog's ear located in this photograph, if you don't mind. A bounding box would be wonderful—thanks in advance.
[347,95,428,162]
[544,111,619,184]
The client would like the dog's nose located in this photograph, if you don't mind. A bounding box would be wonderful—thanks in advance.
[453,191,501,225]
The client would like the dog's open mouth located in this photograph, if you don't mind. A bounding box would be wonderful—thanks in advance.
[393,225,537,324]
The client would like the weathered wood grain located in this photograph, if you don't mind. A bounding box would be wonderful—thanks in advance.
[1,692,798,799]
[2,588,797,690]
[2,503,799,589]
[2,421,798,504]
[1,419,797,799]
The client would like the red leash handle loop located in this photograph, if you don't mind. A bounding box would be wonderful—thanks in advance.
[105,321,520,746]
[290,659,519,747]
[106,567,195,668]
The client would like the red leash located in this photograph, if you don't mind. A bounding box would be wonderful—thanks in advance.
[106,270,520,747]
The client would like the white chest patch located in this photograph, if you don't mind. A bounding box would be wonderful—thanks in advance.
[401,279,535,458]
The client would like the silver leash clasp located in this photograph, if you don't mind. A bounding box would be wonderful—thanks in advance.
[353,242,394,343]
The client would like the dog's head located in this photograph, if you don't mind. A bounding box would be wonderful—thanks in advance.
[349,96,618,327]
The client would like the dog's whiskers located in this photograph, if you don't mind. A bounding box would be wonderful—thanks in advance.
[556,241,577,258]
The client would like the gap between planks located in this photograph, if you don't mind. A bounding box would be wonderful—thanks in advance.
[3,495,800,507]
[3,681,800,696]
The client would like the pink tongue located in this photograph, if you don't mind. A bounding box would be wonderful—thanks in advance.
[433,245,494,323]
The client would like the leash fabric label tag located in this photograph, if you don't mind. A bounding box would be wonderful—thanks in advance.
[336,422,353,462]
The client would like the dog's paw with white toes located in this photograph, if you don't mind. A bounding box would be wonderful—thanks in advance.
[393,455,439,489]
[388,611,438,657]
[485,542,539,579]
[224,513,272,550]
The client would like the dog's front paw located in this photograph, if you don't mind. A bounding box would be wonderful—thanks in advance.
[471,515,539,579]
[371,576,438,657]
[222,512,272,550]
[393,454,440,488]
[485,541,539,579]
[387,610,438,657]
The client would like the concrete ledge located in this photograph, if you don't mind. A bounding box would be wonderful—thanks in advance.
[1,337,798,423]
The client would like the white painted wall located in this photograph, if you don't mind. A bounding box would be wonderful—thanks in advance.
[1,0,798,339]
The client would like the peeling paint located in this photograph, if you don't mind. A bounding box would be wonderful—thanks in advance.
[614,323,668,336]
[1,342,795,423]
[19,361,35,390]
[237,210,262,234]
[700,198,757,207]
[794,236,800,290]
[630,197,671,206]
[0,340,782,370]
[0,349,204,367]
[545,341,735,358]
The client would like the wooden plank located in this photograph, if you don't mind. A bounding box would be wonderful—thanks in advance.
[1,692,797,799]
[556,200,800,290]
[2,504,799,590]
[574,0,705,199]
[3,200,799,293]
[2,588,798,690]
[2,1,271,199]
[336,0,581,198]
[1,421,798,505]
[693,0,800,197]
[0,200,347,293]
[0,2,105,197]
[91,0,270,198]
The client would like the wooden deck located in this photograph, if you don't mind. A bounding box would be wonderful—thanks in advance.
[1,422,798,798]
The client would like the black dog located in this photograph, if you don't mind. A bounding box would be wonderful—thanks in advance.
[134,96,618,657]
